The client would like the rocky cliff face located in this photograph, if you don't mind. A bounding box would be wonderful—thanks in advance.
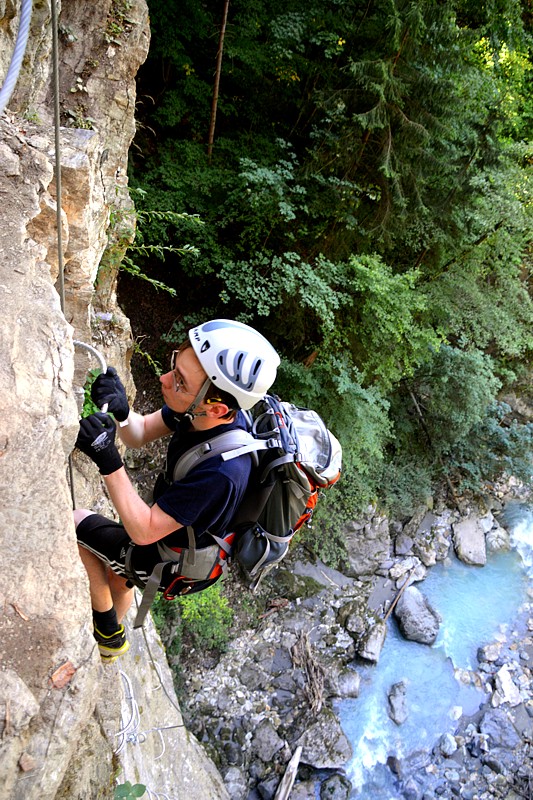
[0,3,228,798]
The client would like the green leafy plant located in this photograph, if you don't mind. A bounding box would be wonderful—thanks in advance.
[104,0,135,45]
[81,368,101,418]
[114,781,146,799]
[98,187,203,302]
[132,339,162,376]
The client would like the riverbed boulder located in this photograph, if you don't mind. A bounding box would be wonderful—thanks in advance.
[356,619,387,662]
[479,708,522,749]
[452,517,487,566]
[291,781,319,799]
[477,641,503,663]
[389,556,427,586]
[491,665,522,707]
[388,680,408,725]
[336,669,361,699]
[394,586,441,644]
[319,772,352,799]
[294,707,352,769]
[251,718,286,762]
[410,511,454,566]
[325,663,361,699]
[486,521,511,552]
[343,513,391,576]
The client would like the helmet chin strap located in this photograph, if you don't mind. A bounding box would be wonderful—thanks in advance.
[183,377,212,422]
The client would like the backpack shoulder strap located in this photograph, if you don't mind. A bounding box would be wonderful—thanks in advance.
[172,429,280,482]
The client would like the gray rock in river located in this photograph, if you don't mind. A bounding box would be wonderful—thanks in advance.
[394,585,441,644]
[388,680,409,725]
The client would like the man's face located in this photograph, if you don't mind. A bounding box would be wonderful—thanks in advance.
[159,346,208,413]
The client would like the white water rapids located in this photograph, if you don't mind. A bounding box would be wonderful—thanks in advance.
[338,501,533,797]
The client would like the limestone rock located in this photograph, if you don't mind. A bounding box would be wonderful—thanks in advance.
[394,586,440,645]
[251,718,286,762]
[223,767,248,800]
[439,733,458,757]
[356,619,387,662]
[114,607,231,800]
[479,708,521,749]
[491,665,522,708]
[478,642,503,663]
[410,511,453,566]
[389,556,425,584]
[0,670,39,735]
[0,112,106,800]
[343,515,391,576]
[0,3,230,799]
[295,707,352,769]
[319,772,352,799]
[486,522,511,552]
[291,780,318,799]
[336,668,361,699]
[452,517,487,566]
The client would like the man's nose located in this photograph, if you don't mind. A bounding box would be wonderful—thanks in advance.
[160,370,173,388]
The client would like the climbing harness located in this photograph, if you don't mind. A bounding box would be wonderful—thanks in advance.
[0,0,33,117]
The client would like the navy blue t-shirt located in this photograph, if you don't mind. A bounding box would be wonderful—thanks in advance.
[154,406,252,549]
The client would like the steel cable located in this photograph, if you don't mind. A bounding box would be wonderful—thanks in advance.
[0,0,33,116]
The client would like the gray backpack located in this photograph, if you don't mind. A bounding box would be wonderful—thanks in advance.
[131,394,342,628]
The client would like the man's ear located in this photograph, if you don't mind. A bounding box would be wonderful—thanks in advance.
[205,401,231,419]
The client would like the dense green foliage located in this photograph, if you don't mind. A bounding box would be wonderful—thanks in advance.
[152,581,234,663]
[120,0,533,520]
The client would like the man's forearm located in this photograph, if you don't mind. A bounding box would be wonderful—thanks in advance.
[117,408,172,449]
[116,409,148,448]
[103,467,180,545]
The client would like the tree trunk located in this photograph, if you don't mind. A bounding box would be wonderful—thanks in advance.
[207,0,230,163]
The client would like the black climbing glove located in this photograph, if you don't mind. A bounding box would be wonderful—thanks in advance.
[75,412,123,476]
[91,367,130,422]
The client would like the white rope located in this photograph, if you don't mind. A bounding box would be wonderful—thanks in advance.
[114,670,141,755]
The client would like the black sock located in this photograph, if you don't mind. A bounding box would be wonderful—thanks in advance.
[92,607,119,635]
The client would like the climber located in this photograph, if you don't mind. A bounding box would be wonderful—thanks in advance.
[74,319,280,663]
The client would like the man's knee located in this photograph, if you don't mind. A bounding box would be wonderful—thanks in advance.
[108,569,131,594]
[74,508,95,528]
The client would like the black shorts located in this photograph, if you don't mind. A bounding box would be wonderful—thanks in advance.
[76,513,220,597]
[76,513,159,585]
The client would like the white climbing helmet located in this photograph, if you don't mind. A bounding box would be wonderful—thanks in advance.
[189,319,280,410]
